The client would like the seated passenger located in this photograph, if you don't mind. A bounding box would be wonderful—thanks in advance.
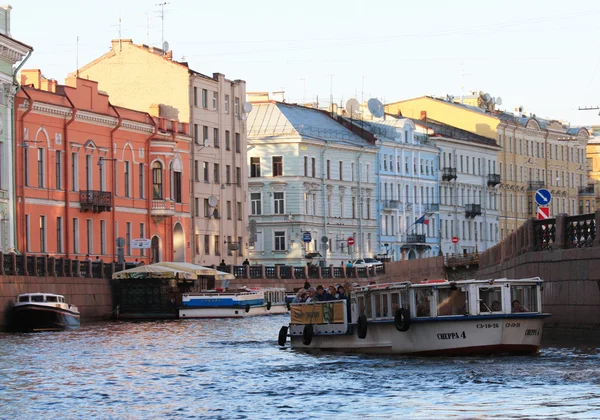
[336,285,346,300]
[326,285,337,301]
[305,287,317,303]
[314,285,328,301]
[512,300,529,313]
[417,296,430,317]
[491,300,501,311]
[292,289,307,304]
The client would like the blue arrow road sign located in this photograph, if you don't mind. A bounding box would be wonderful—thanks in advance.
[535,188,552,206]
[303,232,312,243]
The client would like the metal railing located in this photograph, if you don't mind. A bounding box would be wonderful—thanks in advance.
[528,181,545,191]
[578,186,595,196]
[566,214,595,249]
[487,174,501,186]
[533,219,556,251]
[406,234,426,243]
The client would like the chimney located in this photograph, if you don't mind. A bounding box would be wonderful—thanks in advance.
[21,69,42,89]
[420,110,427,121]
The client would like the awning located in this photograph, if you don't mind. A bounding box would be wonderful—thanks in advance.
[112,264,196,280]
[305,252,323,259]
[153,262,235,281]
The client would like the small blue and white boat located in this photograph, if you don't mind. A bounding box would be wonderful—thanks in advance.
[179,287,288,318]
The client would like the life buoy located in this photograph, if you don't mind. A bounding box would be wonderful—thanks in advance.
[394,308,410,332]
[278,326,288,346]
[266,301,272,311]
[357,314,368,339]
[245,304,250,313]
[302,324,314,345]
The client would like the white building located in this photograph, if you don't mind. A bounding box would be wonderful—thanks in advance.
[246,98,378,266]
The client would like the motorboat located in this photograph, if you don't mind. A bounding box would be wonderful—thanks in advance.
[278,277,550,356]
[10,293,80,332]
[179,287,289,318]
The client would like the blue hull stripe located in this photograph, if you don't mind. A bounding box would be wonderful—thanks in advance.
[182,297,264,308]
[367,313,550,325]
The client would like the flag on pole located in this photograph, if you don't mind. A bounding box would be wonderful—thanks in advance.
[415,215,429,225]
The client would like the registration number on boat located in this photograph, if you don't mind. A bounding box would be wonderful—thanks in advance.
[476,323,499,329]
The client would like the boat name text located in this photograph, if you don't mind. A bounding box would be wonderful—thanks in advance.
[437,331,467,340]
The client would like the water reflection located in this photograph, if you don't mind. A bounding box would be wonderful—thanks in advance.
[0,317,598,419]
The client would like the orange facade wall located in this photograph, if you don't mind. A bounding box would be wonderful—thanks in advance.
[15,73,191,264]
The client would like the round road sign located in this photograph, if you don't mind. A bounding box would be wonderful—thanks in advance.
[347,237,355,246]
[452,236,459,244]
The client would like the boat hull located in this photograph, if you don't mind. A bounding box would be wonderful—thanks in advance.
[180,303,289,319]
[10,304,80,332]
[289,315,548,356]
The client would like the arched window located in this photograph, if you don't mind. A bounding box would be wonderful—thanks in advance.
[152,162,163,199]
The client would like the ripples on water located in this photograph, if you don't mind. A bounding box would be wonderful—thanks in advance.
[0,317,599,419]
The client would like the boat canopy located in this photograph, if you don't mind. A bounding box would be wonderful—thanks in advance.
[112,263,196,280]
[153,262,235,281]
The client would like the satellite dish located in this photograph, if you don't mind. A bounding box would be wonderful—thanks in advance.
[345,98,360,116]
[243,102,253,113]
[483,93,492,103]
[496,97,503,106]
[162,41,169,52]
[328,103,338,113]
[367,98,384,118]
[208,196,218,207]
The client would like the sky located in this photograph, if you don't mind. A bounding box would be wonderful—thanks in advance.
[11,0,600,127]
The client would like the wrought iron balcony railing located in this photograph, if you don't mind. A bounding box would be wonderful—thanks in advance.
[406,234,426,244]
[487,173,501,187]
[79,190,112,213]
[528,180,545,191]
[442,167,457,181]
[465,203,482,218]
[578,186,595,196]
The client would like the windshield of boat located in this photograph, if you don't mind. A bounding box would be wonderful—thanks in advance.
[510,285,538,312]
[18,296,29,302]
[478,286,503,313]
[30,295,44,302]
[46,296,58,303]
[437,287,466,316]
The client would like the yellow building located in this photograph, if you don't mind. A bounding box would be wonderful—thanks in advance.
[386,96,592,240]
[586,128,600,209]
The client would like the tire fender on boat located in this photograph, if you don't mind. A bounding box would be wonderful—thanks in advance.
[245,304,251,313]
[278,326,288,346]
[266,301,272,311]
[302,324,314,345]
[394,308,410,332]
[357,314,368,339]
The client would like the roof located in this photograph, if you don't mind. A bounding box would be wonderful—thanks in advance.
[247,102,377,147]
[415,118,500,148]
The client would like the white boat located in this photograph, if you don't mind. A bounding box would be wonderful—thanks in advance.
[180,287,289,319]
[10,293,80,332]
[278,277,550,356]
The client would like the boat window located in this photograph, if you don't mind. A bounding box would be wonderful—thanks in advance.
[437,288,467,316]
[59,296,64,303]
[31,295,44,303]
[46,296,58,303]
[510,285,538,313]
[358,294,373,319]
[415,289,431,317]
[374,293,389,319]
[391,293,400,313]
[478,287,502,313]
[18,296,29,303]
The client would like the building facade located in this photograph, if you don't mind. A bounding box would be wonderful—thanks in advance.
[76,39,247,265]
[246,99,378,266]
[0,5,32,252]
[16,70,191,263]
[386,96,592,239]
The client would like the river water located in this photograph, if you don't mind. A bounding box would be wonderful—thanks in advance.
[0,316,599,419]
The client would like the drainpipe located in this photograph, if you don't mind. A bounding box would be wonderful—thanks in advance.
[230,82,238,263]
[109,105,122,262]
[320,140,329,264]
[17,88,33,253]
[145,116,157,263]
[10,48,32,252]
[357,146,366,257]
[63,93,77,258]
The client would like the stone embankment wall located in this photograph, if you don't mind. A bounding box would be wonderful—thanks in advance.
[0,276,113,328]
[477,212,600,331]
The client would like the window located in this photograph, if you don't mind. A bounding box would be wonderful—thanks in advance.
[212,91,218,110]
[311,157,316,177]
[139,163,144,198]
[272,156,283,176]
[55,151,62,190]
[193,87,197,107]
[304,156,308,177]
[173,171,182,203]
[73,218,79,254]
[214,163,220,184]
[124,161,130,197]
[235,133,240,153]
[25,214,30,252]
[237,202,242,221]
[85,154,92,190]
[204,199,210,217]
[126,222,132,256]
[37,148,45,188]
[226,201,232,220]
[24,148,29,186]
[201,89,208,108]
[234,97,240,116]
[214,235,220,256]
[87,219,93,254]
[225,130,230,150]
[236,167,241,185]
[327,160,331,179]
[39,216,46,253]
[204,235,210,255]
[194,198,199,217]
[351,162,355,181]
[100,220,106,255]
[274,231,286,251]
[339,161,343,181]
[195,233,200,256]
[226,165,231,184]
[227,236,233,256]
[203,162,209,182]
[478,286,502,313]
[194,160,199,181]
[56,217,63,253]
[224,94,230,113]
[194,124,199,144]
[152,161,163,199]
[273,192,284,214]
[251,193,262,215]
[214,128,219,148]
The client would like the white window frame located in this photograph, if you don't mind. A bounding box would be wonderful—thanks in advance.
[273,229,287,251]
[273,192,285,214]
[250,192,262,216]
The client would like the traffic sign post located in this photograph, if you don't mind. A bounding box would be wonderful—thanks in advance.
[537,206,550,220]
[535,188,552,206]
[302,232,312,243]
[347,237,355,246]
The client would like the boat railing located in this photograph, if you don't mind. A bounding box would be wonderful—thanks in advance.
[290,299,347,325]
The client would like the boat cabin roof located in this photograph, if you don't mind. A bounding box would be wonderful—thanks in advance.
[353,277,543,294]
[17,293,65,298]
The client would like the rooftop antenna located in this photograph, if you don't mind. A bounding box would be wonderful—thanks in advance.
[460,62,471,104]
[146,12,151,45]
[76,36,79,77]
[361,76,364,105]
[330,74,334,116]
[156,2,169,50]
[300,78,306,103]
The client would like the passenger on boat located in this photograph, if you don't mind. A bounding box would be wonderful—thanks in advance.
[492,300,501,311]
[326,285,337,300]
[315,285,329,302]
[305,287,317,302]
[416,294,431,317]
[292,289,307,303]
[336,285,346,300]
[511,300,529,313]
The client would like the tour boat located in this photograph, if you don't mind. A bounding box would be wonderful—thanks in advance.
[179,287,289,318]
[10,293,80,332]
[278,277,550,356]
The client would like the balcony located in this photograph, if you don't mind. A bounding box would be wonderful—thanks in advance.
[445,253,479,268]
[151,199,175,221]
[423,203,439,212]
[442,167,457,181]
[487,173,501,187]
[578,186,595,196]
[406,234,426,244]
[79,190,112,213]
[528,180,545,191]
[383,200,401,210]
[465,204,482,218]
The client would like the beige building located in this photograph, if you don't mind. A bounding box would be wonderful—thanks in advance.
[386,95,592,240]
[76,39,248,265]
